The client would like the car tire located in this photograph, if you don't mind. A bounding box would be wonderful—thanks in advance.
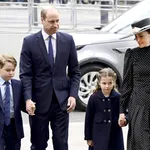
[77,64,104,111]
[76,0,80,4]
[89,0,95,4]
[62,0,68,4]
[81,0,89,4]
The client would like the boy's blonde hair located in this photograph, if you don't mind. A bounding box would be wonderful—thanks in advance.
[0,54,17,69]
[93,67,118,93]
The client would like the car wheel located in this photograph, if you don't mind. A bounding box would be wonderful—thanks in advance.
[89,0,95,4]
[77,64,104,111]
[62,0,68,4]
[81,0,89,4]
[76,0,80,4]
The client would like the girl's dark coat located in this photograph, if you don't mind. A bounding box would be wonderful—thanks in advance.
[84,89,124,150]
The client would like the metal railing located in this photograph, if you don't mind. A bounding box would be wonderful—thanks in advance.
[0,0,141,33]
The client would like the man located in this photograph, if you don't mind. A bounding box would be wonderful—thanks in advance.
[19,6,80,150]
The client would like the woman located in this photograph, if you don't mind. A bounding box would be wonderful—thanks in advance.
[118,18,150,150]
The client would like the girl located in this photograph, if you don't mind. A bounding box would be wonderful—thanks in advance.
[84,68,124,150]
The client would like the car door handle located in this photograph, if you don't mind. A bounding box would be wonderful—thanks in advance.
[112,48,123,54]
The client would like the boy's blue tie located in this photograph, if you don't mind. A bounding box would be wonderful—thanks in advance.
[4,81,10,125]
[48,36,54,69]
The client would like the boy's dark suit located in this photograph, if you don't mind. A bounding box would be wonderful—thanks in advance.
[0,79,24,150]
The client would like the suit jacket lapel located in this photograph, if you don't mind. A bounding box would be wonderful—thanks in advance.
[11,80,17,111]
[36,31,52,73]
[53,32,62,73]
[0,90,4,112]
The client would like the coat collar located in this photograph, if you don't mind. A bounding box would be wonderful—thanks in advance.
[0,90,3,111]
[96,89,119,98]
[36,31,52,73]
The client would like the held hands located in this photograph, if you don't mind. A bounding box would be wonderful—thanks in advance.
[67,97,76,113]
[87,140,94,147]
[118,113,127,127]
[26,99,36,115]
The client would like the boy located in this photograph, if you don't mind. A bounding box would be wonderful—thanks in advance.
[0,54,24,150]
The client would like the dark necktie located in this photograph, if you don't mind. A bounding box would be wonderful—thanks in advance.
[4,81,10,125]
[48,36,54,69]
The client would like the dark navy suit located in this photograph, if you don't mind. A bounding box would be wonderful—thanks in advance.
[20,31,80,150]
[85,89,124,150]
[0,79,24,150]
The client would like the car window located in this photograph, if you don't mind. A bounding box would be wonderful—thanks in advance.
[101,0,150,34]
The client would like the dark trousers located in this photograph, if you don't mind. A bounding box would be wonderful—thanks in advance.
[0,118,21,150]
[30,93,69,150]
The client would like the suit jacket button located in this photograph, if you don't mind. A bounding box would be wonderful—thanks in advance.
[102,99,105,102]
[104,109,106,112]
[108,120,111,123]
[108,99,110,101]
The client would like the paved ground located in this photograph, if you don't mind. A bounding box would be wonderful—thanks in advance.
[21,112,128,150]
[21,122,88,150]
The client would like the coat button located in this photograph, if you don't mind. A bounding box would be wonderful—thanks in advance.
[104,120,107,123]
[108,120,111,123]
[102,99,105,102]
[104,109,106,112]
[108,99,110,101]
[108,109,111,112]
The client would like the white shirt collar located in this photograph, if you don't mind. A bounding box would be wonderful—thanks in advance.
[41,29,56,41]
[0,77,11,86]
